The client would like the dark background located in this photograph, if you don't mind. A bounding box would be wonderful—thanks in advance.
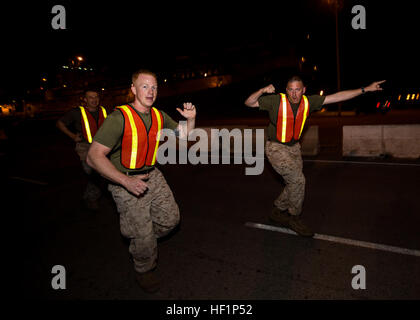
[1,0,419,100]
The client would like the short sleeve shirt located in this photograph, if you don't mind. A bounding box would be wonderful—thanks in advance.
[93,104,178,173]
[59,107,100,143]
[258,94,325,146]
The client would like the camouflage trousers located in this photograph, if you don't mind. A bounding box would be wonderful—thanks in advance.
[108,168,180,273]
[265,140,305,216]
[75,142,102,202]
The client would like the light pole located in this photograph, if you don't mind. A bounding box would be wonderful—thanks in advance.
[325,0,342,115]
[334,1,342,116]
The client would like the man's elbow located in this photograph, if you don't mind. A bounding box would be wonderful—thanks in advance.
[86,149,95,168]
[244,100,257,108]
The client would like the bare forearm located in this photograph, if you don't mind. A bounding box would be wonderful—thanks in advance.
[324,88,363,105]
[324,80,385,105]
[178,118,195,140]
[245,88,264,107]
[186,118,195,135]
[56,120,77,141]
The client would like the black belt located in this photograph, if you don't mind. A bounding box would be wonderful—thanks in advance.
[124,167,155,176]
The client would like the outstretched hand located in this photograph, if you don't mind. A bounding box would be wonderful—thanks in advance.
[366,80,386,92]
[176,102,196,119]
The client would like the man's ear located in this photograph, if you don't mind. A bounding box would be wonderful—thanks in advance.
[303,87,306,94]
[130,84,136,96]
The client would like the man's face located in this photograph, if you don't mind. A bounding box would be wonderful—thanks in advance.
[286,80,306,104]
[84,91,100,109]
[131,74,158,108]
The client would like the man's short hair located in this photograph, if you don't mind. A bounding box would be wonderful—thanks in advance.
[83,88,100,96]
[132,69,157,84]
[287,75,305,86]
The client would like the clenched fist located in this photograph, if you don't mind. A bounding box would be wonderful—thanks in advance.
[262,84,275,94]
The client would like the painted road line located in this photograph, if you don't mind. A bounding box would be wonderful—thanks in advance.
[9,176,48,186]
[245,222,420,257]
[303,159,420,167]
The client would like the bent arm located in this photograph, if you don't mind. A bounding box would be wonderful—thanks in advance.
[56,119,80,142]
[245,84,276,108]
[245,88,265,108]
[87,141,129,186]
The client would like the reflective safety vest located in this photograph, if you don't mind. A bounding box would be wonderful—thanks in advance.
[79,106,107,143]
[116,104,164,170]
[276,93,309,143]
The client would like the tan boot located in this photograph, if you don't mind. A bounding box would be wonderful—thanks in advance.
[135,269,160,293]
[288,215,314,237]
[269,207,291,227]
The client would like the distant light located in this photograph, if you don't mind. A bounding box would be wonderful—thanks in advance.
[406,94,410,100]
[416,93,419,100]
[313,65,318,71]
[301,57,305,63]
[376,102,380,108]
[411,94,415,100]
[77,56,83,61]
[62,66,68,69]
[204,73,208,77]
[320,90,324,96]
[42,78,47,82]
[90,68,93,71]
[387,101,391,108]
[63,84,67,88]
[164,79,167,83]
[83,67,87,71]
[101,88,105,91]
[398,94,401,101]
[40,87,44,90]
[78,67,82,70]
[306,34,310,40]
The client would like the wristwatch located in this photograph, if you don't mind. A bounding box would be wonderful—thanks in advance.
[361,87,365,94]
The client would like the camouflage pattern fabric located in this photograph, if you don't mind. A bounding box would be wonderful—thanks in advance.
[108,167,180,273]
[75,142,101,201]
[265,140,305,216]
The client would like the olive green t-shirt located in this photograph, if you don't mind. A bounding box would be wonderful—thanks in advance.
[258,94,325,146]
[93,105,178,173]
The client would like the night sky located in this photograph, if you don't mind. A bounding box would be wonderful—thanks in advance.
[1,0,419,99]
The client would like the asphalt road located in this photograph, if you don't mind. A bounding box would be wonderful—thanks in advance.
[2,115,419,303]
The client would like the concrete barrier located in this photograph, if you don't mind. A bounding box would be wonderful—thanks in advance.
[343,124,420,158]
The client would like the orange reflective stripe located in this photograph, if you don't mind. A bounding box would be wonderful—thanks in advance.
[298,95,309,138]
[119,105,138,169]
[280,93,288,143]
[151,107,162,165]
[79,106,92,143]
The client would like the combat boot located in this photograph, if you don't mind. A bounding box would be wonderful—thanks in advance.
[288,215,314,237]
[269,207,291,227]
[135,269,160,293]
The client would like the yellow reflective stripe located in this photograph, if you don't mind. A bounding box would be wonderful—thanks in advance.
[299,95,309,138]
[100,106,107,118]
[119,106,138,169]
[151,107,162,165]
[79,106,92,143]
[280,93,287,143]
